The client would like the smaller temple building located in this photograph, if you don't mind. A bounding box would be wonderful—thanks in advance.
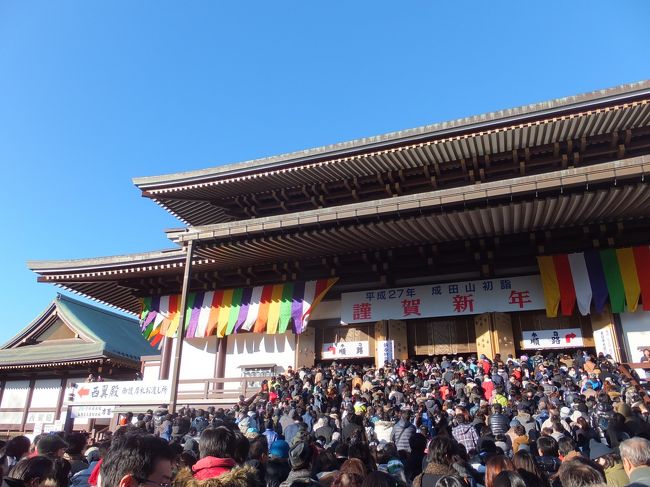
[0,294,156,434]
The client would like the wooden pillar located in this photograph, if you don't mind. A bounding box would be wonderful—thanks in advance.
[374,321,387,368]
[20,378,36,433]
[474,313,494,358]
[492,313,516,358]
[612,312,629,362]
[0,379,6,410]
[215,336,228,389]
[169,240,195,413]
[474,313,515,359]
[296,327,316,368]
[54,375,68,422]
[159,337,173,380]
[387,320,408,360]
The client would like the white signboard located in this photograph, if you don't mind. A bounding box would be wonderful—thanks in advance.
[33,423,44,435]
[71,406,115,419]
[341,275,545,324]
[376,340,394,365]
[522,328,583,349]
[593,326,617,360]
[26,412,55,424]
[70,380,171,406]
[322,341,369,359]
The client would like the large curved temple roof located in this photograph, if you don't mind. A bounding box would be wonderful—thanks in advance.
[29,82,650,314]
[134,81,650,226]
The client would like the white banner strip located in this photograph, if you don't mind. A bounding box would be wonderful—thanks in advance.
[341,275,545,324]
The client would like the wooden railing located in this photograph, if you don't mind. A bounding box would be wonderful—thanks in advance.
[93,425,111,441]
[618,362,650,405]
[175,377,270,404]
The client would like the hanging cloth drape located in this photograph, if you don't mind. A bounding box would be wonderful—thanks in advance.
[139,278,338,343]
[537,246,649,316]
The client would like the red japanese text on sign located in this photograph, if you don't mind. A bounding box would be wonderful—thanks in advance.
[401,299,421,316]
[452,294,474,313]
[352,303,372,321]
[508,290,532,309]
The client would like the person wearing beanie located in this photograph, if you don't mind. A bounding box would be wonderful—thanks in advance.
[279,431,316,487]
[269,440,290,459]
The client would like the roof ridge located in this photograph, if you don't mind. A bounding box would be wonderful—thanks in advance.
[56,293,138,325]
[133,80,650,188]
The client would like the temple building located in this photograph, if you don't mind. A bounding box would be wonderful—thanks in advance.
[0,294,154,433]
[28,81,650,407]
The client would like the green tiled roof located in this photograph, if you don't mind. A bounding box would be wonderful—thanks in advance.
[0,294,158,368]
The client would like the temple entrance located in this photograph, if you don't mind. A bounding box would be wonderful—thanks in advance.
[407,316,477,358]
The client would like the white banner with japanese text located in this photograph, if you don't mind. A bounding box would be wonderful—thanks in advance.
[521,328,583,349]
[376,340,394,365]
[341,275,544,324]
[593,326,617,360]
[71,406,115,419]
[69,380,171,406]
[26,412,55,424]
[322,341,369,359]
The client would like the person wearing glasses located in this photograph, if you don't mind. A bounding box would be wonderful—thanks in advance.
[98,434,174,487]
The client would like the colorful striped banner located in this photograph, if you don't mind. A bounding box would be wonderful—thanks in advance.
[278,282,294,334]
[537,256,561,318]
[241,286,262,332]
[537,246,649,317]
[217,288,234,338]
[633,246,650,311]
[254,285,273,333]
[553,254,576,316]
[567,253,592,316]
[584,250,608,313]
[617,248,641,313]
[601,249,625,314]
[139,279,338,344]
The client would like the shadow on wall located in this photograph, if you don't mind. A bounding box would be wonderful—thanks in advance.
[240,333,287,355]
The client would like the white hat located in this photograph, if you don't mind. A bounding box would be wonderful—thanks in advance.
[570,410,585,422]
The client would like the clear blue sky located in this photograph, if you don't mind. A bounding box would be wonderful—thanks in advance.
[1,1,648,345]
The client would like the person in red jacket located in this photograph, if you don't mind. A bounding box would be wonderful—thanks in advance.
[480,354,492,375]
[482,376,494,401]
[191,427,239,480]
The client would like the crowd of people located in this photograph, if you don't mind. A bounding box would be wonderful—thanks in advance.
[2,349,650,487]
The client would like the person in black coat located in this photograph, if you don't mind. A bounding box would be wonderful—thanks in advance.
[488,404,510,436]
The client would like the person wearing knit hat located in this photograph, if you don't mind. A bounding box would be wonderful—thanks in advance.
[280,431,315,487]
[269,439,290,459]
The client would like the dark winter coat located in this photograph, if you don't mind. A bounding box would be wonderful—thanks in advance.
[391,419,416,452]
[488,413,509,436]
